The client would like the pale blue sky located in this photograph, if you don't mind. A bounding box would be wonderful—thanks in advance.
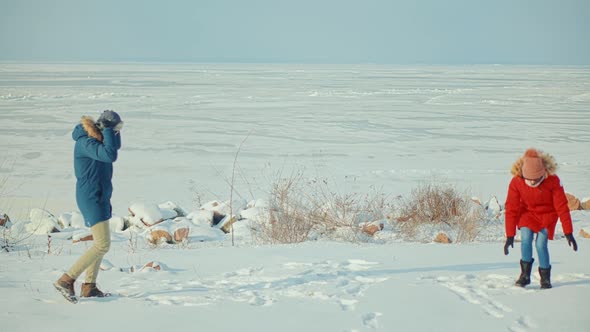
[1,0,588,64]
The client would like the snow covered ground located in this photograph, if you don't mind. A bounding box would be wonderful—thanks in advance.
[1,63,590,331]
[2,234,590,332]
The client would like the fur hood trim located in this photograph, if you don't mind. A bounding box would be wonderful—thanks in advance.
[510,148,557,177]
[81,116,103,142]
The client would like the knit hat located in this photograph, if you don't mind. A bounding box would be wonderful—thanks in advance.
[96,110,122,129]
[522,148,546,179]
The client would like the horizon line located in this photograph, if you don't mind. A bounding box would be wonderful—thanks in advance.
[1,60,589,67]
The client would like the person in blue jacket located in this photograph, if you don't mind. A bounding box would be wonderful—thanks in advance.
[54,110,122,303]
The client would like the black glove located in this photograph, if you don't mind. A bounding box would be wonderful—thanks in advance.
[565,233,578,251]
[96,110,122,129]
[504,237,514,255]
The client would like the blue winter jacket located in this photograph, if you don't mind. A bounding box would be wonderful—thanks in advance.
[72,117,122,227]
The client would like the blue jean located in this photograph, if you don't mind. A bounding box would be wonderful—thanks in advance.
[520,227,550,269]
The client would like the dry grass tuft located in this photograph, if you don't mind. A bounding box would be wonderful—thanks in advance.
[397,182,484,242]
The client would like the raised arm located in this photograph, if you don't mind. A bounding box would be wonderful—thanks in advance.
[80,128,118,163]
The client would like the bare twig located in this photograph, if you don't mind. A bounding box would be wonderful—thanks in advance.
[229,131,252,246]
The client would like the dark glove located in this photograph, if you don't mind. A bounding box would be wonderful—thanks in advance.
[504,237,514,255]
[565,233,578,251]
[96,110,122,129]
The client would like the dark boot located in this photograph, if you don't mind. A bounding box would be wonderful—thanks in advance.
[54,273,78,303]
[515,258,534,287]
[81,283,110,297]
[539,266,552,289]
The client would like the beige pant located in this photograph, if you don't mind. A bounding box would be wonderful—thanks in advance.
[67,220,111,283]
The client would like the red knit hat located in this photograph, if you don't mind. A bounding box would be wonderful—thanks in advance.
[522,148,546,179]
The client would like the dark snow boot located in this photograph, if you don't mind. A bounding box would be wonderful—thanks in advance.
[54,273,78,303]
[515,258,534,287]
[539,266,552,289]
[81,283,110,297]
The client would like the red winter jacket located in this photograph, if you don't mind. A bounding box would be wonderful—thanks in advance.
[504,151,573,240]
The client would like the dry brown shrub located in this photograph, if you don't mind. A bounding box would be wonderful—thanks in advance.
[254,172,320,244]
[398,182,484,242]
[253,172,396,244]
[312,188,395,242]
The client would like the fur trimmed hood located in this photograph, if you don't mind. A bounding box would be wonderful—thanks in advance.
[73,116,103,142]
[510,149,557,177]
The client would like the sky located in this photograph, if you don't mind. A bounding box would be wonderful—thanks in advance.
[0,0,589,64]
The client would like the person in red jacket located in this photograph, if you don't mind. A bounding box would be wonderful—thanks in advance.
[503,148,577,289]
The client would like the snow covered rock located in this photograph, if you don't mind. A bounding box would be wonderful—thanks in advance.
[109,216,126,232]
[434,232,452,244]
[486,196,502,211]
[565,193,581,211]
[361,221,384,236]
[147,228,173,245]
[26,208,61,234]
[170,217,191,242]
[72,230,93,243]
[71,211,86,229]
[128,203,165,226]
[201,199,247,226]
[146,219,191,245]
[58,211,86,229]
[158,201,187,217]
[0,213,11,227]
[174,227,190,243]
[231,218,255,243]
[131,261,164,272]
[57,213,72,228]
[215,215,237,234]
[190,224,225,242]
[186,209,214,226]
[246,198,268,209]
[239,206,268,223]
[159,208,178,221]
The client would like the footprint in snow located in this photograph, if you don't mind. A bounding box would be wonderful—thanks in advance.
[223,267,263,278]
[429,274,513,319]
[362,312,383,329]
[342,259,380,272]
[509,315,536,332]
[338,298,358,311]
